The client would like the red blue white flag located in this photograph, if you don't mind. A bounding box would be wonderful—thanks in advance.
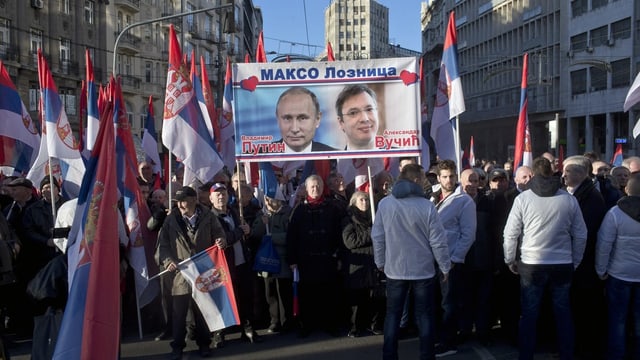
[430,11,465,164]
[28,50,85,198]
[53,78,120,359]
[220,57,236,170]
[610,143,623,166]
[162,25,224,184]
[179,245,240,331]
[113,78,155,307]
[327,42,335,62]
[141,95,162,174]
[0,61,41,174]
[85,49,100,152]
[514,53,533,170]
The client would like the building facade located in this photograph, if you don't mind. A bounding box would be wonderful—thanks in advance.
[324,0,420,60]
[421,0,639,163]
[0,0,261,148]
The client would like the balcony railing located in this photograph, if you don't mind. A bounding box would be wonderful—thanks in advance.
[114,0,140,12]
[121,74,141,92]
[115,31,141,53]
[0,43,20,62]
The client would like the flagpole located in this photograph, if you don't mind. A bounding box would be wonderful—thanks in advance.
[135,290,143,339]
[48,163,57,220]
[366,165,375,223]
[454,116,462,175]
[236,160,244,221]
[148,245,216,281]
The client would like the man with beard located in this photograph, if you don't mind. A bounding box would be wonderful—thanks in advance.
[429,160,476,357]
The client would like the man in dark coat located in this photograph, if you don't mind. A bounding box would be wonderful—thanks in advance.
[563,155,607,359]
[288,175,344,337]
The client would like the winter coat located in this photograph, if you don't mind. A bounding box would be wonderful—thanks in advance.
[156,205,226,296]
[287,198,343,282]
[251,204,293,278]
[596,196,640,281]
[571,178,606,287]
[342,206,377,289]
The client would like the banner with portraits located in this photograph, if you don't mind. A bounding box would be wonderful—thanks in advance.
[232,57,421,162]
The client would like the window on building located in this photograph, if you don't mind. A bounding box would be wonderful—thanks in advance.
[611,58,630,88]
[591,0,607,10]
[60,38,71,74]
[145,62,152,82]
[590,66,607,91]
[0,19,10,57]
[570,32,588,51]
[29,82,39,112]
[30,29,42,64]
[611,18,631,40]
[59,88,76,116]
[61,0,70,14]
[590,25,607,47]
[571,0,587,18]
[85,1,94,25]
[360,18,366,25]
[570,69,587,95]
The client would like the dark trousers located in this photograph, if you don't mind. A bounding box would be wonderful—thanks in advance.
[518,263,574,360]
[438,264,464,347]
[160,272,174,335]
[264,276,293,328]
[384,278,436,360]
[170,294,210,351]
[298,280,338,331]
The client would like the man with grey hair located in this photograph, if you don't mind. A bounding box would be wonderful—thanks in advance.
[563,155,608,358]
[287,174,344,337]
[622,156,640,174]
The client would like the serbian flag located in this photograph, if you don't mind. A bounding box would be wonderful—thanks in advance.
[256,31,267,63]
[220,57,236,170]
[179,245,240,331]
[85,49,100,152]
[469,136,476,167]
[113,78,156,307]
[162,25,224,184]
[327,42,335,61]
[0,61,41,174]
[430,11,465,165]
[461,147,471,170]
[514,53,533,171]
[53,78,120,359]
[141,96,162,174]
[610,144,623,166]
[28,50,85,198]
[200,55,221,150]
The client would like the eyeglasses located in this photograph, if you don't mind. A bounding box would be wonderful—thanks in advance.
[341,106,376,118]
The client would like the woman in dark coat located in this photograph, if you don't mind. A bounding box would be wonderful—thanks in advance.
[342,191,382,337]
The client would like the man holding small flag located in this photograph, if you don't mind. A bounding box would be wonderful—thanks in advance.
[157,185,237,359]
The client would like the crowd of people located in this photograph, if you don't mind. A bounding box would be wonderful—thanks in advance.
[0,153,639,360]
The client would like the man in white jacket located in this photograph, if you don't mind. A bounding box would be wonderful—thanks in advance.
[503,157,587,360]
[596,172,640,359]
[429,159,476,357]
[372,164,451,360]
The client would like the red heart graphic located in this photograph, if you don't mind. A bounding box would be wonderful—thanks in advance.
[240,76,259,91]
[399,70,419,85]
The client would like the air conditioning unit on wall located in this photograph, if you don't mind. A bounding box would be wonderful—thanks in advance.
[31,0,44,9]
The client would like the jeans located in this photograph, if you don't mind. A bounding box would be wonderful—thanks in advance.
[439,263,464,347]
[518,263,574,360]
[605,276,640,360]
[383,277,436,360]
